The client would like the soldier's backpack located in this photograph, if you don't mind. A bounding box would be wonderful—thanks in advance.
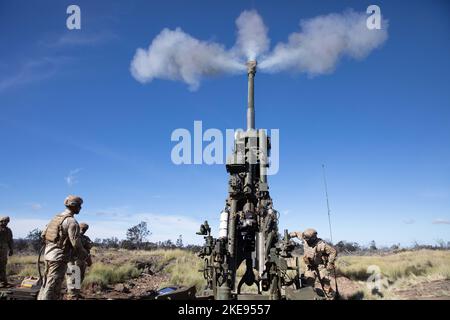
[43,213,71,244]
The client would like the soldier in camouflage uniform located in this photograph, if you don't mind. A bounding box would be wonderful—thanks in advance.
[289,228,337,299]
[0,216,13,288]
[77,222,93,283]
[37,195,87,300]
[66,222,93,299]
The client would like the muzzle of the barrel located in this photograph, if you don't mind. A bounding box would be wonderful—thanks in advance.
[246,60,257,131]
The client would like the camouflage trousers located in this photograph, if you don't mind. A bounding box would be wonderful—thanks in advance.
[37,260,68,300]
[304,265,335,299]
[0,249,8,285]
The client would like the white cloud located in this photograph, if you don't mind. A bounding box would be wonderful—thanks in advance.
[65,168,82,186]
[30,203,43,211]
[83,210,208,245]
[9,211,206,245]
[432,219,450,225]
[8,218,49,237]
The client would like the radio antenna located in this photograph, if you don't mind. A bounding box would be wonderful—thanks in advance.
[322,164,333,244]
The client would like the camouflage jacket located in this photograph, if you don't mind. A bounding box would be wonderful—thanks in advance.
[80,234,93,253]
[43,210,87,262]
[303,238,337,267]
[0,226,13,251]
[291,231,337,267]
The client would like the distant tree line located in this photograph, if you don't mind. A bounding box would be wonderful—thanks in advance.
[11,221,450,254]
[92,221,202,252]
[13,228,43,253]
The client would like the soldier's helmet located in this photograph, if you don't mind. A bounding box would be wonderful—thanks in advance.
[0,216,10,223]
[79,223,89,231]
[64,195,83,207]
[302,228,318,240]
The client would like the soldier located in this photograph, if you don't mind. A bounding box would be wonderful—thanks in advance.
[66,222,93,299]
[0,216,13,288]
[37,195,87,300]
[289,228,337,299]
[77,222,93,282]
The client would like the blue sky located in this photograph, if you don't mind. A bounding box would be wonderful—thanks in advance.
[0,0,449,246]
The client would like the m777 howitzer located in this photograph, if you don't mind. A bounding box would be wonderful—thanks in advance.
[196,61,316,300]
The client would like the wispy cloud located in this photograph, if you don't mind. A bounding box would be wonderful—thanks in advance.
[65,168,82,187]
[48,31,118,47]
[403,218,415,225]
[432,219,450,225]
[30,203,43,211]
[2,27,117,94]
[92,206,131,218]
[0,57,69,93]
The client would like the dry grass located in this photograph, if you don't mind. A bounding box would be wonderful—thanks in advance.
[337,250,450,299]
[83,263,141,287]
[6,248,450,300]
[337,250,450,281]
[6,254,39,277]
[149,249,204,291]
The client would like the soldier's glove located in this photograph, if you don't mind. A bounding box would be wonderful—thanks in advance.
[9,250,13,256]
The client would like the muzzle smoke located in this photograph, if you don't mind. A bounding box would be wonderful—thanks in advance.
[130,9,388,90]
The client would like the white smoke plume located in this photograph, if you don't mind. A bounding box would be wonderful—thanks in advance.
[234,10,270,60]
[259,10,388,74]
[130,28,244,91]
[130,10,388,89]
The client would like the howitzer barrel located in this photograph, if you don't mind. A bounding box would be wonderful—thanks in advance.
[247,61,257,130]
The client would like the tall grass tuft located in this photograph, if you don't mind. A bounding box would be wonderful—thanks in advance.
[83,263,141,287]
[154,249,204,291]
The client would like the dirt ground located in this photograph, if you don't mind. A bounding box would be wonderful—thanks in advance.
[393,280,450,300]
[4,249,450,300]
[81,272,170,300]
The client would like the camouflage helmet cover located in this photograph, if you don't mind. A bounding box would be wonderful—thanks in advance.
[302,228,318,240]
[64,195,83,207]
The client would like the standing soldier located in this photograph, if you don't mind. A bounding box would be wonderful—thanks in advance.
[66,222,92,299]
[0,216,13,288]
[37,195,87,300]
[289,228,337,299]
[77,222,93,283]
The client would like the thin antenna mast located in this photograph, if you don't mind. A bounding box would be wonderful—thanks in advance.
[322,164,333,244]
